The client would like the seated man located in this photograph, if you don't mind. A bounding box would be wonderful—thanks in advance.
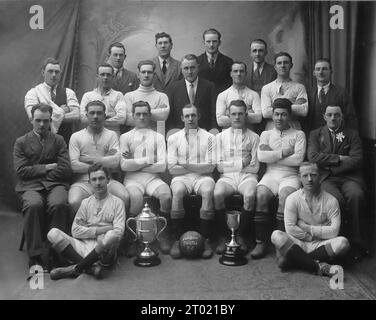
[69,100,129,214]
[167,104,216,259]
[271,162,349,277]
[48,164,125,280]
[13,103,72,269]
[308,105,367,259]
[24,58,80,144]
[120,101,172,255]
[216,62,261,130]
[252,98,306,259]
[124,60,170,132]
[80,63,126,136]
[214,100,260,254]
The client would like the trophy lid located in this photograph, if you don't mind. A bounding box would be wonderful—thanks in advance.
[137,203,156,220]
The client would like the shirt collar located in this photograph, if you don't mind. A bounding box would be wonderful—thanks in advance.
[94,87,112,96]
[317,82,331,93]
[253,61,265,71]
[43,82,55,91]
[206,51,218,62]
[158,56,171,65]
[185,77,198,88]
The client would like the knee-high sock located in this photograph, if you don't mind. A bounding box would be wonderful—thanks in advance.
[254,211,269,242]
[239,209,253,239]
[308,243,335,263]
[285,245,319,274]
[75,249,100,273]
[276,212,285,232]
[200,219,212,240]
[158,209,170,239]
[215,209,227,237]
[170,219,184,241]
[61,245,83,264]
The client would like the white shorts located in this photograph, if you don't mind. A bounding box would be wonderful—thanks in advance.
[288,234,337,254]
[70,179,124,196]
[171,173,215,194]
[258,170,301,196]
[124,172,166,196]
[217,172,258,193]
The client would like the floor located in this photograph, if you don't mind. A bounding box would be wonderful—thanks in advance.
[1,207,375,300]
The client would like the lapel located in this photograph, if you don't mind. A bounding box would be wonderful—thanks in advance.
[165,58,176,86]
[153,57,163,84]
[320,126,333,152]
[195,78,203,104]
[41,131,54,160]
[26,131,43,157]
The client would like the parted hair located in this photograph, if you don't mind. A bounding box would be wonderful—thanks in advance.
[31,103,53,118]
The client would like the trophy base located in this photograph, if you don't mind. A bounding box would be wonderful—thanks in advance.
[134,255,161,267]
[219,247,248,266]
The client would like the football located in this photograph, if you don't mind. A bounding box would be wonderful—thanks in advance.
[179,231,205,259]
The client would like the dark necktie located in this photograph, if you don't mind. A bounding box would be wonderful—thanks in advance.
[330,130,337,152]
[255,64,261,78]
[162,60,167,75]
[210,57,215,69]
[319,87,325,104]
[115,68,121,80]
[50,87,56,102]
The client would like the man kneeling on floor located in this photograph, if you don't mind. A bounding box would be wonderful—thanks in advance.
[48,163,125,280]
[271,162,349,277]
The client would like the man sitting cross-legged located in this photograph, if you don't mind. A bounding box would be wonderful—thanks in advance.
[214,100,260,254]
[167,104,216,259]
[120,101,172,256]
[48,164,126,280]
[271,162,349,277]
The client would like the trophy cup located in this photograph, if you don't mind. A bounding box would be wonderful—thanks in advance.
[219,210,248,266]
[126,203,167,267]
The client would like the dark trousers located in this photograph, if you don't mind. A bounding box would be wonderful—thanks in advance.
[20,185,70,258]
[321,177,365,246]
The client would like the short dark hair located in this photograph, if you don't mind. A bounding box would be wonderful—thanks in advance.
[108,42,126,55]
[229,100,247,113]
[132,100,151,114]
[155,32,172,44]
[97,63,114,74]
[31,103,53,118]
[299,161,319,174]
[42,57,60,70]
[231,61,247,72]
[202,28,221,41]
[250,38,268,50]
[274,52,293,64]
[88,163,110,179]
[272,98,292,113]
[137,60,156,71]
[181,103,199,116]
[315,58,332,70]
[85,100,106,113]
[181,54,199,64]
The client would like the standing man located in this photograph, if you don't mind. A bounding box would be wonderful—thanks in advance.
[308,105,367,259]
[48,163,125,280]
[69,100,129,214]
[24,58,80,144]
[120,101,172,255]
[14,103,72,269]
[124,60,170,132]
[167,54,216,132]
[271,162,349,277]
[216,61,261,130]
[167,104,216,259]
[197,28,233,96]
[214,100,260,254]
[80,63,126,136]
[252,98,306,259]
[106,42,139,95]
[246,39,277,95]
[261,52,308,130]
[305,58,358,133]
[152,32,182,93]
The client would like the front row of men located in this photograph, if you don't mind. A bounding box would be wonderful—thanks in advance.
[14,97,366,280]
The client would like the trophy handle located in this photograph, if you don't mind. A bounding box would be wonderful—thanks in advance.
[155,216,167,241]
[125,217,137,241]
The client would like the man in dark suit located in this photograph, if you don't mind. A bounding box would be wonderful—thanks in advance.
[13,103,72,270]
[305,58,358,134]
[246,39,277,95]
[308,105,367,259]
[167,54,216,132]
[197,28,233,96]
[106,42,139,95]
[152,32,182,93]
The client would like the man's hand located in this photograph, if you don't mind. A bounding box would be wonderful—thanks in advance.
[46,163,58,171]
[106,111,115,119]
[259,144,273,151]
[294,98,307,105]
[122,151,133,159]
[95,225,113,236]
[157,104,168,109]
[297,220,310,233]
[106,148,118,156]
[282,147,294,158]
[60,104,70,113]
[242,152,251,167]
[339,155,350,162]
[80,155,99,164]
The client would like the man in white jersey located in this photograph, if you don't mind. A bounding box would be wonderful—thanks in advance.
[48,164,125,280]
[271,162,349,277]
[80,63,126,136]
[167,104,216,259]
[214,100,260,254]
[261,52,308,130]
[69,100,129,214]
[120,101,172,255]
[216,61,261,130]
[124,60,170,132]
[251,98,306,259]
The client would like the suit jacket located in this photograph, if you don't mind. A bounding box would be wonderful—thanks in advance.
[13,131,71,192]
[307,125,364,185]
[197,52,233,95]
[245,62,277,95]
[112,67,139,95]
[305,83,358,133]
[152,57,182,93]
[166,77,216,131]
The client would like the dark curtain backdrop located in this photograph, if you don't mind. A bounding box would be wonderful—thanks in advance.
[0,0,79,207]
